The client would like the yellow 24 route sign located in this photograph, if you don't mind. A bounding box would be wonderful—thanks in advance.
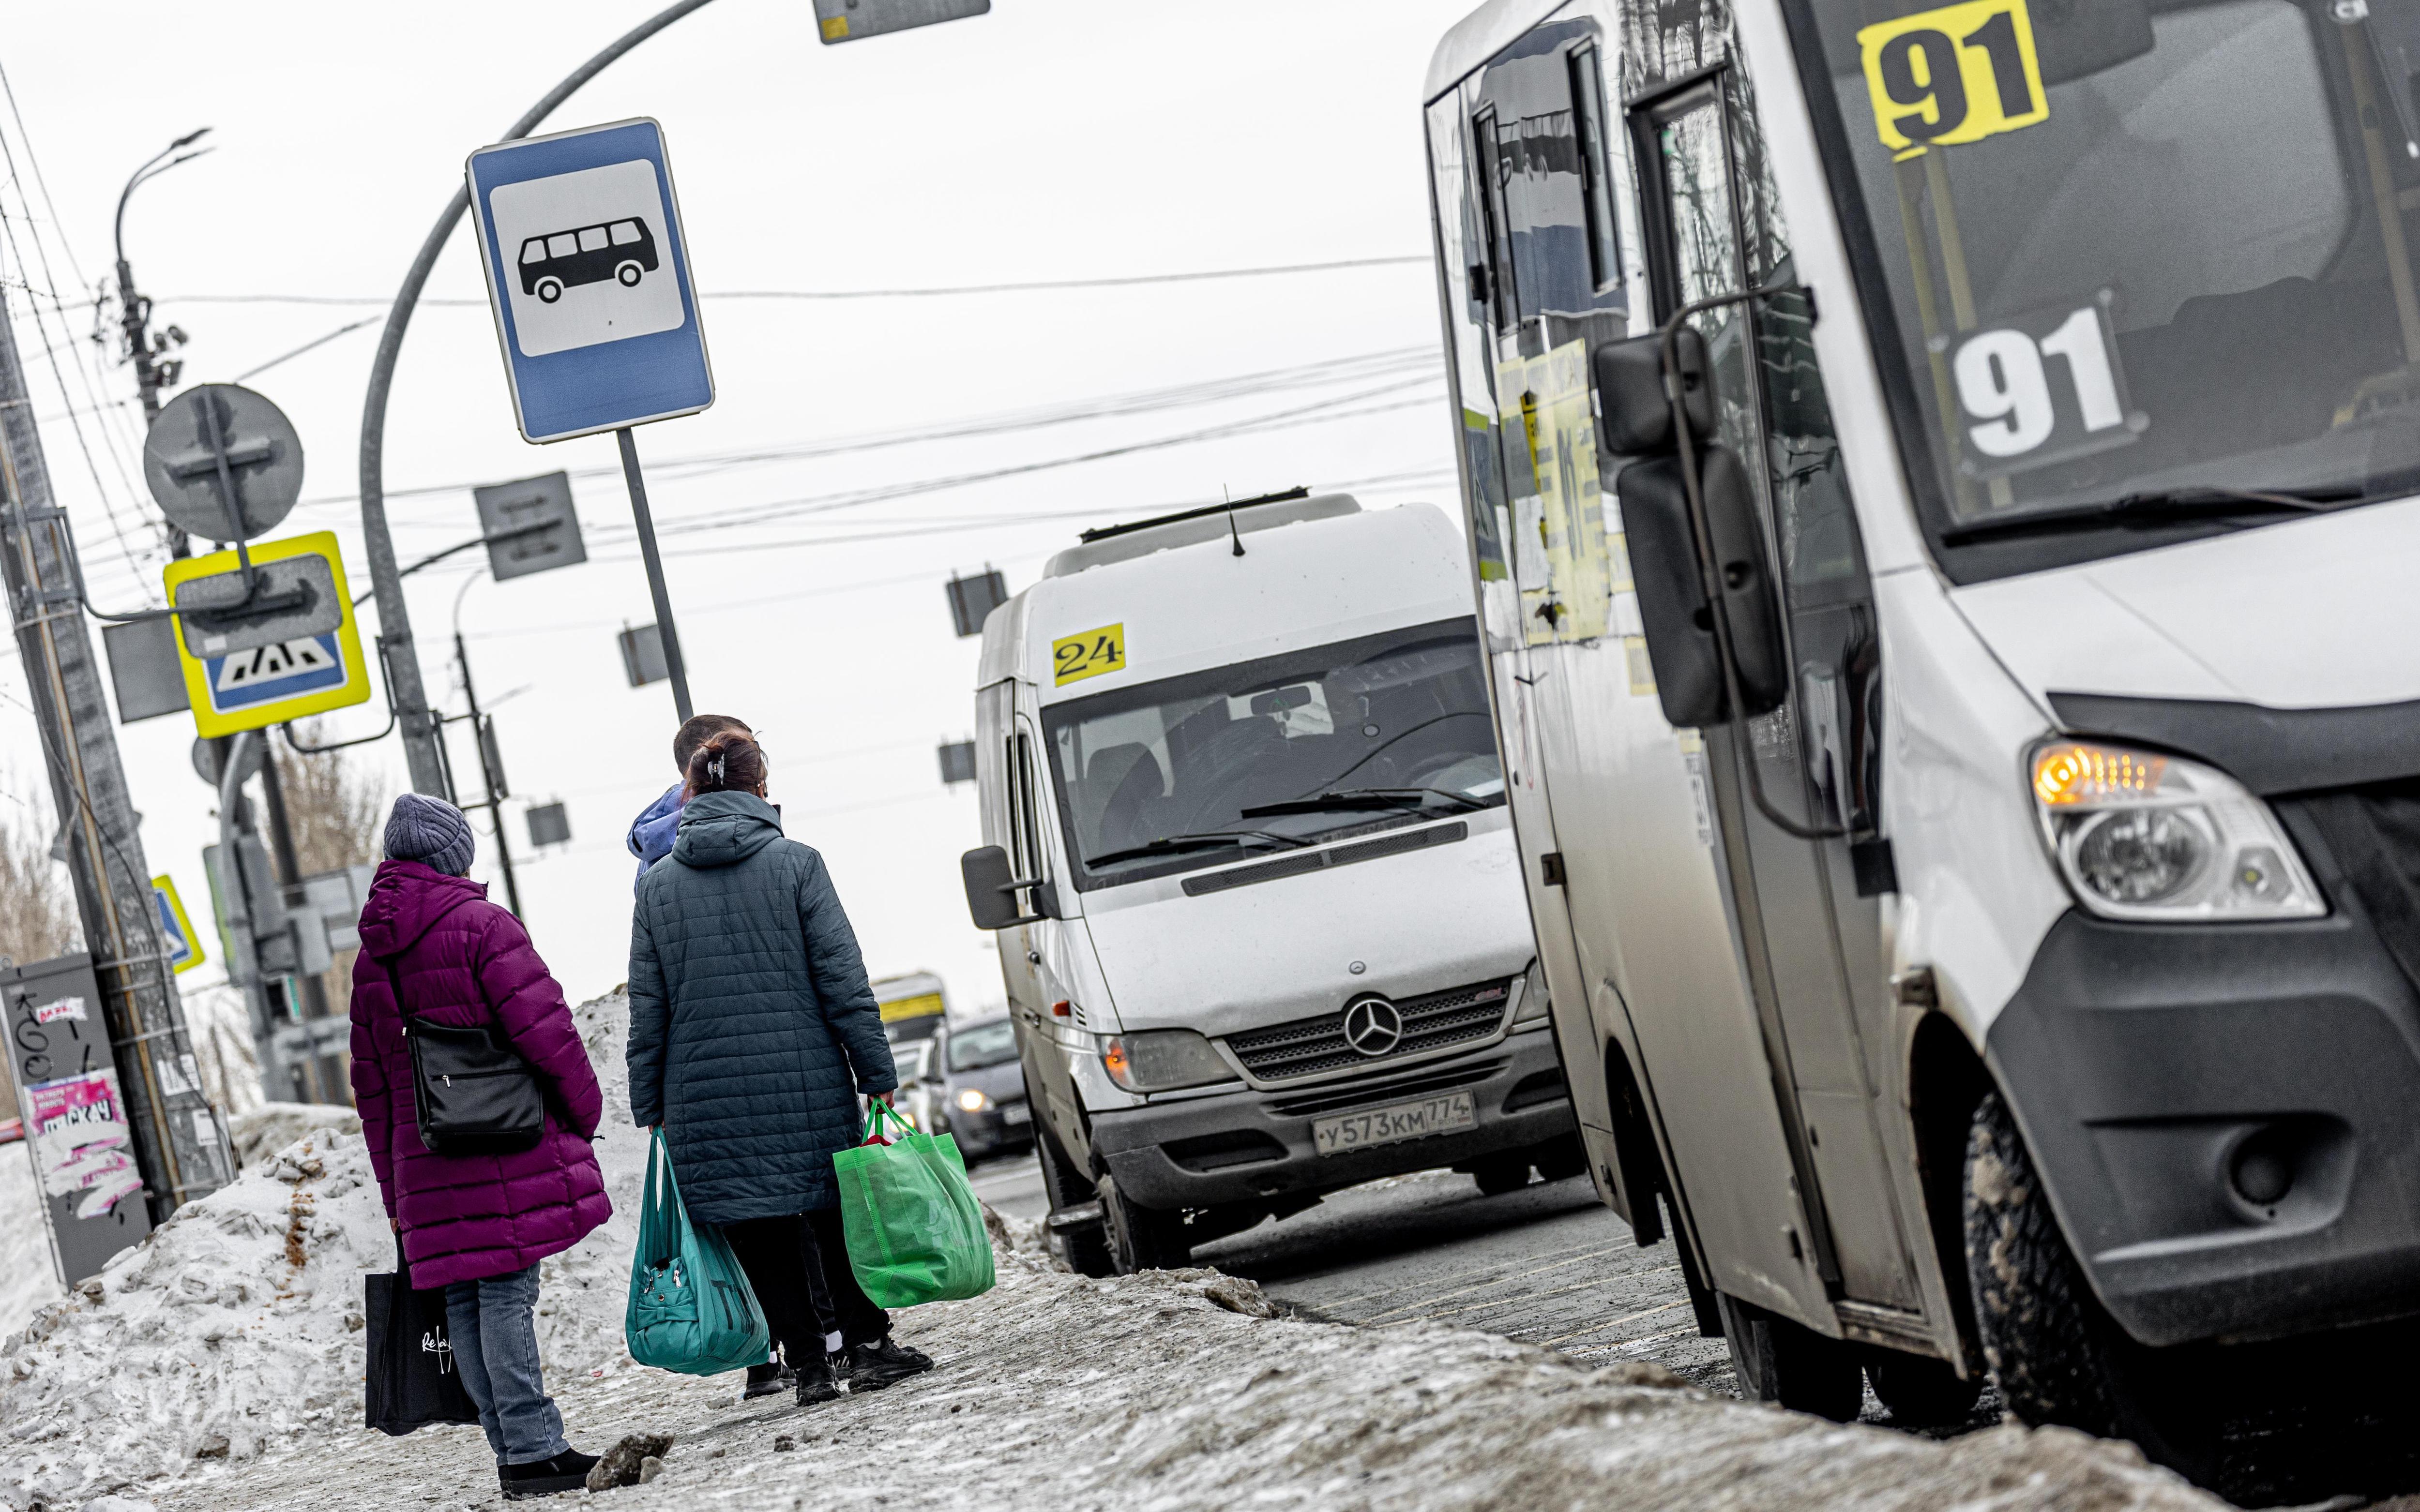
[1052,624,1125,686]
[1858,0,2048,158]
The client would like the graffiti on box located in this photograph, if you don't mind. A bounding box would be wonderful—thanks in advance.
[26,1069,144,1218]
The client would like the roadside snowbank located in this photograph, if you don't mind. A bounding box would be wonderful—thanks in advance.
[7,991,2230,1512]
[0,1147,61,1340]
[225,1104,359,1170]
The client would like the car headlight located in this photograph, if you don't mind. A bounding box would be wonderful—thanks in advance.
[2029,741,2324,922]
[953,1087,992,1113]
[1100,1029,1233,1093]
[1512,958,1551,1029]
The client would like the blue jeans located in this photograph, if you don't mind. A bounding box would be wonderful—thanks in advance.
[442,1264,569,1466]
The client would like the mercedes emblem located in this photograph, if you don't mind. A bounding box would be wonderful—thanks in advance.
[1341,996,1404,1057]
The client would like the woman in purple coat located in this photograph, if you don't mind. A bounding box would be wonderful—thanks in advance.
[350,793,611,1501]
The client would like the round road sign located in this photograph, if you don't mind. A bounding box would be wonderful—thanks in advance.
[190,734,266,791]
[143,385,304,543]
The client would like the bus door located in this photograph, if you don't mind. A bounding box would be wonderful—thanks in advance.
[1632,61,1923,1317]
[981,681,1082,1158]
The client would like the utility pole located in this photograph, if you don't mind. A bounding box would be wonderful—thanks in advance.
[452,632,523,917]
[110,129,209,555]
[0,292,229,1218]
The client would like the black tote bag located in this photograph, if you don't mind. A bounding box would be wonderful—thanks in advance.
[364,1250,482,1436]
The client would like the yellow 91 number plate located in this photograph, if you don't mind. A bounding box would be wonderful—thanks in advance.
[1858,0,2048,159]
[1052,623,1126,686]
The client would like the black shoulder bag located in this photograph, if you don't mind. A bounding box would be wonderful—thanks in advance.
[385,956,546,1156]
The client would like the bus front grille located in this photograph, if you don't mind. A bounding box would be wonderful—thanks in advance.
[1222,977,1513,1083]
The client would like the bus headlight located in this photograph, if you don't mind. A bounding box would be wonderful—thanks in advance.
[1101,1030,1233,1093]
[2028,741,2324,922]
[1511,958,1551,1029]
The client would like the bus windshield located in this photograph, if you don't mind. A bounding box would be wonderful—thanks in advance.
[1041,617,1501,892]
[1799,0,2420,564]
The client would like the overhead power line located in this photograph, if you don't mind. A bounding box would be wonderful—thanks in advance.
[155,254,1428,309]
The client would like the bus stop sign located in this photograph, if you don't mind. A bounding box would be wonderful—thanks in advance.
[812,0,989,44]
[466,118,713,444]
[163,531,372,738]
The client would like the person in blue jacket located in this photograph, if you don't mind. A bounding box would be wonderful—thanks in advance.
[627,714,751,891]
[624,728,932,1409]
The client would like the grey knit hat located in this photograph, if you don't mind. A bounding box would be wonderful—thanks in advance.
[384,792,475,877]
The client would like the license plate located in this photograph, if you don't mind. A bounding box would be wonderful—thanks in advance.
[1002,1104,1031,1125]
[1312,1091,1475,1155]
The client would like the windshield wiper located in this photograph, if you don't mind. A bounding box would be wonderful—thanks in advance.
[1083,830,1308,868]
[1939,485,2360,544]
[1239,786,1489,820]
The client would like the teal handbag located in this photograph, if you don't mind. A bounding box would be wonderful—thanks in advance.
[624,1128,771,1376]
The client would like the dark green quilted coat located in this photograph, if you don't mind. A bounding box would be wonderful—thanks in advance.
[626,791,897,1221]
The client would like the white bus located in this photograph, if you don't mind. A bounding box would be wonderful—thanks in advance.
[1425,0,2420,1498]
[959,493,1580,1274]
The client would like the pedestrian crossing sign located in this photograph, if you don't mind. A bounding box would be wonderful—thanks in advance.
[151,874,204,974]
[163,531,371,737]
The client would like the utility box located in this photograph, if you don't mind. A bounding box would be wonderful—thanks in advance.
[3,954,156,1286]
[812,0,989,44]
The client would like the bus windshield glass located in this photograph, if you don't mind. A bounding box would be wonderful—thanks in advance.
[1799,0,2420,555]
[1041,617,1501,892]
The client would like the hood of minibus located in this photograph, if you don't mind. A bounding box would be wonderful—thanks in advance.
[1951,496,2420,712]
[1077,811,1535,1042]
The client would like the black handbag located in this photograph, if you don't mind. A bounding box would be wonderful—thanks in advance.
[385,956,545,1156]
[364,1247,482,1436]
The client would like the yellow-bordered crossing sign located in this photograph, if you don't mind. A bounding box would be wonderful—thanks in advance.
[150,874,205,975]
[162,530,371,738]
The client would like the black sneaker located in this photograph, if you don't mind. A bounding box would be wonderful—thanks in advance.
[795,1353,841,1406]
[845,1336,934,1392]
[499,1449,600,1500]
[743,1362,794,1401]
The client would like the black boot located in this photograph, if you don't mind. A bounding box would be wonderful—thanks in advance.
[795,1352,841,1406]
[845,1336,934,1392]
[743,1361,794,1400]
[499,1449,600,1500]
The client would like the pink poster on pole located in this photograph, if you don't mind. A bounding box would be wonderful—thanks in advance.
[26,1070,144,1218]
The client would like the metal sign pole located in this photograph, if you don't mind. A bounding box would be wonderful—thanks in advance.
[615,426,692,721]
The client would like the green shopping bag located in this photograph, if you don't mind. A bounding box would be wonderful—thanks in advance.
[833,1101,996,1308]
[625,1128,771,1376]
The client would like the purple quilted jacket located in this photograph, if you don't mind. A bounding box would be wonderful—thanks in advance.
[348,860,610,1288]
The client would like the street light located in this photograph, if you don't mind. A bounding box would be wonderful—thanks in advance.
[113,126,213,555]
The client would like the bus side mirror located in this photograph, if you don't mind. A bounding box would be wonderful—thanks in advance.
[962,846,1054,930]
[1614,445,1788,729]
[1593,329,1713,456]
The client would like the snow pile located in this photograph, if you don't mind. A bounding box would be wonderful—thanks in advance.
[0,1147,62,1340]
[225,1105,359,1170]
[0,991,647,1512]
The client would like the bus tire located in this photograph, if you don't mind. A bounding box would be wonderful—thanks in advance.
[535,277,564,303]
[1718,1293,1864,1422]
[1964,1093,2223,1483]
[1471,1152,1532,1196]
[616,260,644,286]
[1866,1350,1984,1428]
[1099,1173,1189,1274]
[1033,1114,1113,1278]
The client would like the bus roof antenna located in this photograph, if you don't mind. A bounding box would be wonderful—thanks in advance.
[1225,486,1246,557]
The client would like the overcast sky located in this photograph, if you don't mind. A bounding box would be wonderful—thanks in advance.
[0,0,1480,1035]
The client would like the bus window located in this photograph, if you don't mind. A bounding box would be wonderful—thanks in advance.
[1473,106,1518,330]
[547,233,577,259]
[1569,43,1619,293]
[577,226,608,252]
[611,221,643,246]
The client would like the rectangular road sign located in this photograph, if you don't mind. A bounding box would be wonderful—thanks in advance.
[150,875,204,975]
[473,471,587,581]
[162,531,371,738]
[812,0,990,44]
[466,119,713,444]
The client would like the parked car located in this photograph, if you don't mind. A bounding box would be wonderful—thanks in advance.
[921,1016,1032,1164]
[896,1039,940,1135]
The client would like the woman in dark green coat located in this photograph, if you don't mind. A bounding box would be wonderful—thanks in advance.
[626,729,930,1406]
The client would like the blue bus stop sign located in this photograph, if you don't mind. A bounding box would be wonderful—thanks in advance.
[466,118,714,444]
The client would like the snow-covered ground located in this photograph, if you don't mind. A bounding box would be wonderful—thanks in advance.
[3,994,2232,1512]
[0,1144,63,1341]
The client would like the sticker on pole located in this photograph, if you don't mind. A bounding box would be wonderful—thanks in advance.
[466,118,714,444]
[151,874,205,975]
[163,530,371,738]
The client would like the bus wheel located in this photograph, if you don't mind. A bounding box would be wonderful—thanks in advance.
[1866,1351,1984,1428]
[1034,1119,1113,1278]
[1717,1294,1864,1422]
[535,277,564,303]
[1965,1093,2220,1482]
[1099,1173,1189,1274]
[1470,1152,1532,1195]
[616,261,644,287]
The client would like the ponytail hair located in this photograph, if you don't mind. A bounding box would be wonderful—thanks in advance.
[684,730,769,800]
